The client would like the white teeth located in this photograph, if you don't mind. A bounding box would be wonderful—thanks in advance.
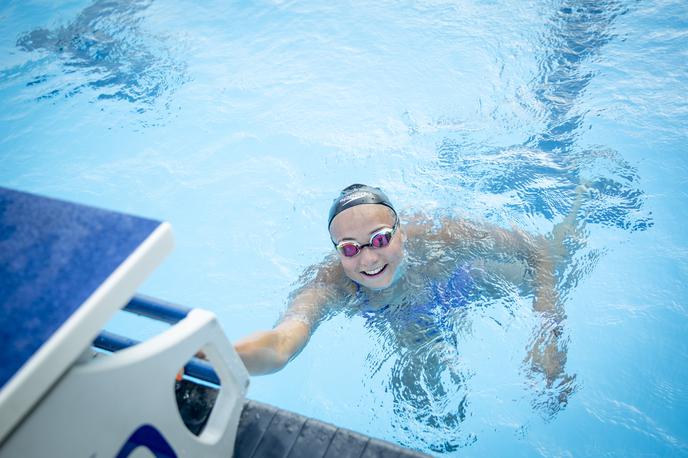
[364,266,384,275]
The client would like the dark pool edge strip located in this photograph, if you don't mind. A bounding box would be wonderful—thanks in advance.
[234,400,431,458]
[283,413,308,458]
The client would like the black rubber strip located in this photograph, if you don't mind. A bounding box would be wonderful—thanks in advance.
[233,401,278,457]
[235,400,430,458]
[323,427,369,458]
[287,419,338,458]
[251,408,307,458]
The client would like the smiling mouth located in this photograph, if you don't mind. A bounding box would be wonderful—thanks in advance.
[361,264,387,277]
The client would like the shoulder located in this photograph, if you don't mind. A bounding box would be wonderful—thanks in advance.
[399,212,434,240]
[307,253,353,295]
[400,211,485,245]
[287,254,354,312]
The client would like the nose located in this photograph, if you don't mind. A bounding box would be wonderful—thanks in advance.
[357,245,379,267]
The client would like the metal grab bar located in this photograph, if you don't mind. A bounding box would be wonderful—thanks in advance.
[123,294,191,324]
[93,295,220,386]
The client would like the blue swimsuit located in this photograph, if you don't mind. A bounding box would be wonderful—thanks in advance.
[357,266,474,340]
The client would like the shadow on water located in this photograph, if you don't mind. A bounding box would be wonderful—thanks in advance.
[438,0,651,232]
[372,0,653,453]
[14,0,187,111]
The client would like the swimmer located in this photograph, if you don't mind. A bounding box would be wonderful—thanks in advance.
[234,184,578,383]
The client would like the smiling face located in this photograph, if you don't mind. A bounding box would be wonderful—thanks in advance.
[329,204,405,290]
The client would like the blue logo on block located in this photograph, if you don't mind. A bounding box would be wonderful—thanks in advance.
[116,424,177,458]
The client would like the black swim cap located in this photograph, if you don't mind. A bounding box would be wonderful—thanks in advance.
[327,184,397,230]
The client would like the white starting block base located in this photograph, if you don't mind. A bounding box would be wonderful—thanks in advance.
[1,308,248,457]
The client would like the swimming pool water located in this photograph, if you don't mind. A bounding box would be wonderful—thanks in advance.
[1,0,687,456]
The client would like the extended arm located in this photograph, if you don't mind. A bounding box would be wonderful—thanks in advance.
[433,216,567,381]
[525,187,587,388]
[233,274,338,375]
[486,224,568,382]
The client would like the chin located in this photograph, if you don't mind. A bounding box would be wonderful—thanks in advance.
[360,272,394,290]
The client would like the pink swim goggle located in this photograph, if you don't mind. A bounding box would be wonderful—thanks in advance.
[334,220,399,257]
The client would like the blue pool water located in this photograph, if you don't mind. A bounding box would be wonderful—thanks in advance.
[1,0,687,456]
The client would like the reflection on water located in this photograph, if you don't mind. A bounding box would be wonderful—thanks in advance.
[14,0,187,110]
[364,296,477,452]
[528,2,629,152]
[438,1,650,231]
[367,0,653,453]
[387,340,474,452]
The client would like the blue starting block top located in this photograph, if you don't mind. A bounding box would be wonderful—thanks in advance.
[0,187,174,442]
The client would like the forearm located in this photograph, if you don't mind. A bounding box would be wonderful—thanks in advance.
[530,245,559,314]
[234,320,310,376]
[525,239,569,383]
[234,330,291,376]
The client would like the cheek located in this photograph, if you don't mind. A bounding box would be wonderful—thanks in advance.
[340,257,360,275]
[387,239,404,262]
[388,250,403,268]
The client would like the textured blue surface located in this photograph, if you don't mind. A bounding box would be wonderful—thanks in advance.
[0,187,161,389]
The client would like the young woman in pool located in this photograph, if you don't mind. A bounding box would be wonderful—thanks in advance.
[234,184,574,384]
